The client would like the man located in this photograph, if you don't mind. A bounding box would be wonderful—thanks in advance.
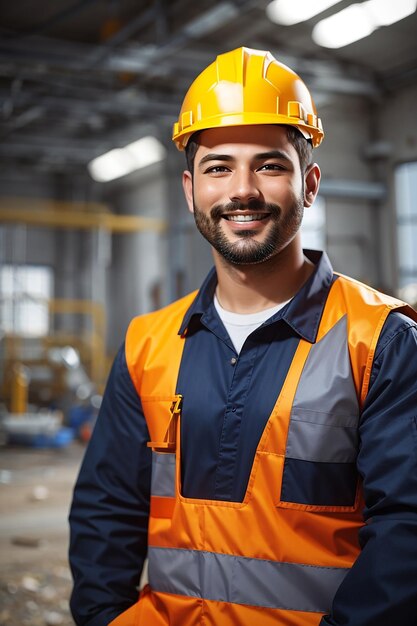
[69,47,417,626]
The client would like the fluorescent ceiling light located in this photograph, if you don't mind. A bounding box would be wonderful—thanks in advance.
[266,0,343,25]
[88,136,167,183]
[366,0,417,25]
[313,0,417,48]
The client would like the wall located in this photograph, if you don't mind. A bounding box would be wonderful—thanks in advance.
[376,82,417,292]
[315,82,417,294]
[100,160,169,352]
[314,94,381,288]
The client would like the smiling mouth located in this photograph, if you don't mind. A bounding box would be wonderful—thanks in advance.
[223,213,270,222]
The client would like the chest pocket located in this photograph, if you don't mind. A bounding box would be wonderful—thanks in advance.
[142,396,182,517]
[278,316,361,512]
[143,395,182,453]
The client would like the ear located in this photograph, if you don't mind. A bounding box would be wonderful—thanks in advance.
[304,163,321,207]
[182,170,194,214]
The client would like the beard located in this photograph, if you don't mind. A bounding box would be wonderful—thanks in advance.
[193,196,304,265]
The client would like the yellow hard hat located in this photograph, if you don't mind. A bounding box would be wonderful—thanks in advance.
[172,47,324,150]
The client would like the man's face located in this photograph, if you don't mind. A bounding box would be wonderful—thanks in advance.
[182,125,317,266]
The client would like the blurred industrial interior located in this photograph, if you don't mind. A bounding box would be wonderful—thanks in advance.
[0,1,416,624]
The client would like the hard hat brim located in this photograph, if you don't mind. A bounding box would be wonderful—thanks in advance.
[173,113,323,150]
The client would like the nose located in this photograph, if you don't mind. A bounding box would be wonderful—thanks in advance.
[229,167,261,203]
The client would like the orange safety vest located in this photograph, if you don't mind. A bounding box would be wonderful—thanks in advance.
[110,274,415,626]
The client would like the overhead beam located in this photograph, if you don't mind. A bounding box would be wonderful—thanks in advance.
[0,34,382,99]
[0,36,210,76]
[0,200,167,232]
[319,179,386,200]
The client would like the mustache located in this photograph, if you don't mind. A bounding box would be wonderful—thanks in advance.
[210,200,281,220]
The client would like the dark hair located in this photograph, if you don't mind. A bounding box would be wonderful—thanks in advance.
[185,131,202,173]
[185,126,313,174]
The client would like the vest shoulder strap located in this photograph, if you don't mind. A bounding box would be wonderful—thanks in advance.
[331,274,417,404]
[125,290,197,397]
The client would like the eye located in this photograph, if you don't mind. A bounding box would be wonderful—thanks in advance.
[258,163,286,172]
[204,165,231,174]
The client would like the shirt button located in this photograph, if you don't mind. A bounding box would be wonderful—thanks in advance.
[230,357,237,365]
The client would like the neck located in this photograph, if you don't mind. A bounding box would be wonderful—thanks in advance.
[213,241,314,314]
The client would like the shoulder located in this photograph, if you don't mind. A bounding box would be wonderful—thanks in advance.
[375,311,417,359]
[333,273,417,328]
[367,310,417,394]
[335,273,405,308]
[124,291,198,388]
[127,290,198,338]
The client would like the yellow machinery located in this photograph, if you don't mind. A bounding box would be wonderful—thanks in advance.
[1,298,109,413]
[10,363,29,414]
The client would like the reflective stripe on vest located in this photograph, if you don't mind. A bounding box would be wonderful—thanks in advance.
[287,315,359,464]
[148,546,349,614]
[151,451,175,497]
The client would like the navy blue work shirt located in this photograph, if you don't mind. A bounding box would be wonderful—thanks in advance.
[69,250,417,626]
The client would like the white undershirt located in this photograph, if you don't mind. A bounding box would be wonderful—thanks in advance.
[214,294,290,354]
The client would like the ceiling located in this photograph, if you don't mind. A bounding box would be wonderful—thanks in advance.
[1,0,416,185]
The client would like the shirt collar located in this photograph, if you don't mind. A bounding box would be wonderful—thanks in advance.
[178,249,335,343]
[179,267,218,336]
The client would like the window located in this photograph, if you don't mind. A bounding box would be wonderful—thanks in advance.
[0,265,53,336]
[300,195,326,250]
[395,161,417,294]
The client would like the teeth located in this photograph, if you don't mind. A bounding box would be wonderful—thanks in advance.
[226,214,267,222]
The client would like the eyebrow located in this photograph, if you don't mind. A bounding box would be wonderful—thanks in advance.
[197,150,292,168]
[198,153,234,167]
[255,150,292,162]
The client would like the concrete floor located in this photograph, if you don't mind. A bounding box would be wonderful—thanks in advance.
[0,442,85,625]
